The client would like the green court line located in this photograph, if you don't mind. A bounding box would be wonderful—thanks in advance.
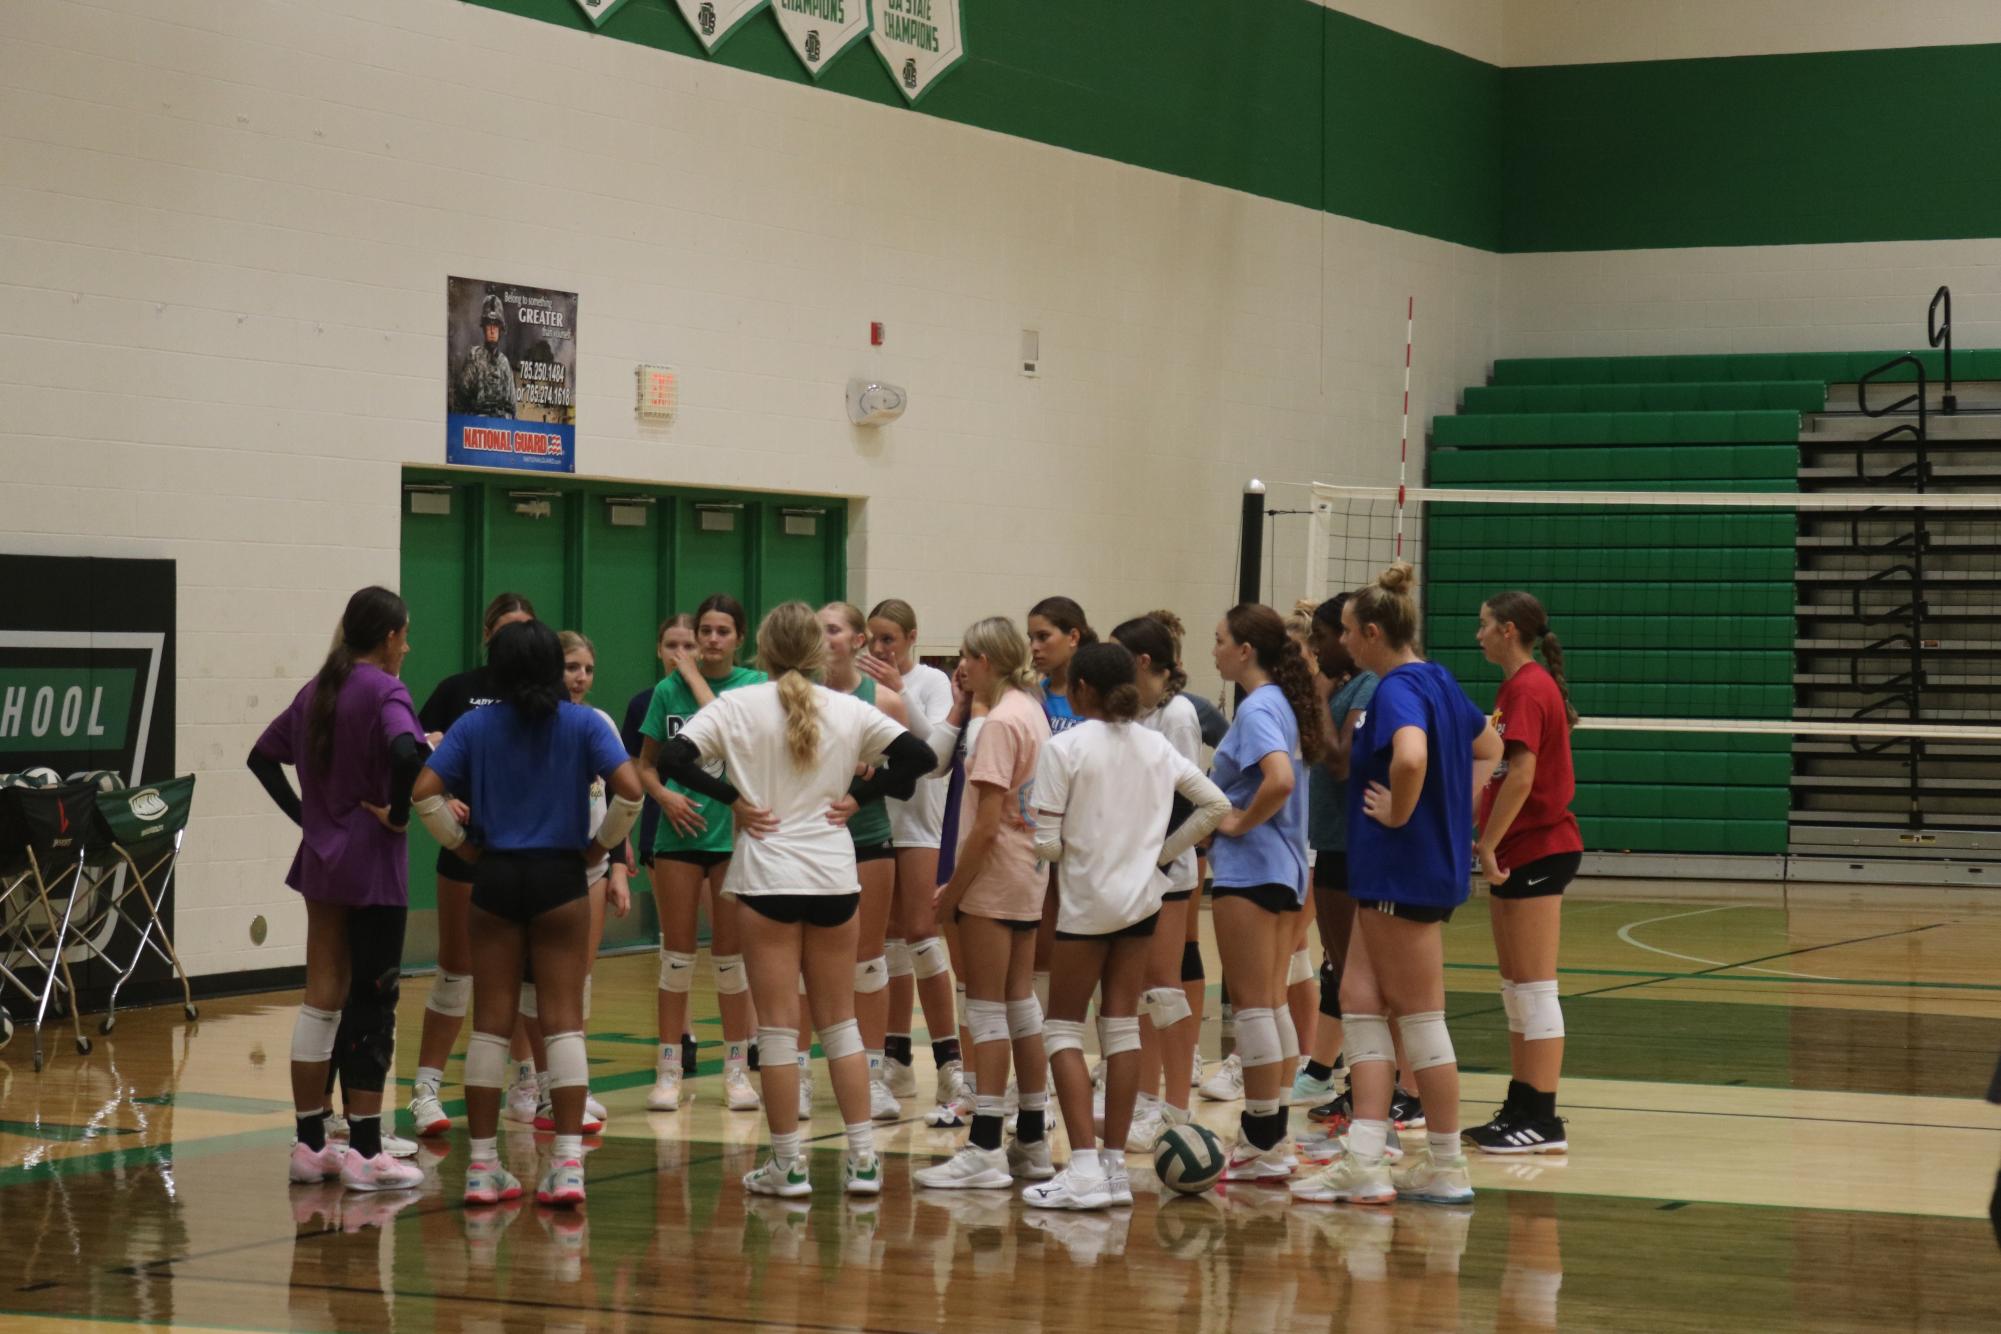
[1444,960,2001,993]
[0,1119,137,1143]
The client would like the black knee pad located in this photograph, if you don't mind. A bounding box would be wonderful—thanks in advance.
[1318,957,1342,1019]
[1181,940,1204,983]
[336,906,407,1095]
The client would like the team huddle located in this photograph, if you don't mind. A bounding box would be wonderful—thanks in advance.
[251,568,1581,1214]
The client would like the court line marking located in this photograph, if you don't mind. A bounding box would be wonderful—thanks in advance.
[1616,905,1838,980]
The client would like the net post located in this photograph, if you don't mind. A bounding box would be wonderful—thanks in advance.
[1238,478,1266,607]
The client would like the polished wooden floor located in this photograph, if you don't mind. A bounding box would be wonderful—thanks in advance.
[2,890,1998,1332]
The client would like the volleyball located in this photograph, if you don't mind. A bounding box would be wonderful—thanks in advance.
[1152,1123,1226,1194]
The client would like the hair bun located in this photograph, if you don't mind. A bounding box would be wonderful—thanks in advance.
[1377,562,1415,595]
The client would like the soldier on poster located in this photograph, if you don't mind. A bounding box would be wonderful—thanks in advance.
[454,293,518,419]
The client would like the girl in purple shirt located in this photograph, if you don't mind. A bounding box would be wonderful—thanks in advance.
[249,586,427,1194]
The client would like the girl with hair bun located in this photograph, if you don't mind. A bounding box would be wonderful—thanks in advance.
[1291,563,1501,1208]
[651,601,935,1198]
[1206,603,1325,1182]
[1467,589,1582,1155]
[1021,642,1228,1210]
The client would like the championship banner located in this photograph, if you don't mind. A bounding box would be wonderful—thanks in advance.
[870,0,964,103]
[772,0,872,79]
[569,0,635,26]
[445,277,578,475]
[673,0,771,52]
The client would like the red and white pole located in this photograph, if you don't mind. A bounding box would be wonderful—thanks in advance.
[1396,296,1414,558]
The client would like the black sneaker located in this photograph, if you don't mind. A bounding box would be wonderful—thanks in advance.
[1462,1101,1514,1141]
[1465,1113,1567,1155]
[1390,1090,1426,1131]
[1307,1089,1352,1128]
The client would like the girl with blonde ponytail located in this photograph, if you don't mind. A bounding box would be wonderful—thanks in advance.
[654,601,935,1200]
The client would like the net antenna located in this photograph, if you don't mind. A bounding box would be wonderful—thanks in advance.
[1396,296,1414,559]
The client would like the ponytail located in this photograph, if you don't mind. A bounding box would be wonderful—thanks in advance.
[755,601,827,768]
[1109,616,1188,702]
[308,586,407,773]
[1485,590,1577,727]
[1223,603,1328,765]
[961,616,1038,704]
[1070,642,1142,723]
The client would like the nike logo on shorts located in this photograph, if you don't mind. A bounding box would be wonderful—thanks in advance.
[1525,877,1547,886]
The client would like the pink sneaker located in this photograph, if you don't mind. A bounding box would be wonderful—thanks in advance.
[289,1141,347,1184]
[536,1158,587,1208]
[340,1150,425,1192]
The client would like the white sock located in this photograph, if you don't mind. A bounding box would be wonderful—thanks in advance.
[659,1043,681,1069]
[867,1050,884,1078]
[845,1120,875,1159]
[415,1065,444,1094]
[1070,1147,1104,1178]
[797,1052,811,1078]
[469,1136,497,1163]
[1348,1118,1390,1161]
[726,1041,748,1066]
[553,1133,583,1162]
[1428,1130,1461,1162]
[512,1058,534,1086]
[772,1130,802,1164]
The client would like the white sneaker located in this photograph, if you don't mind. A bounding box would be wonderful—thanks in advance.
[844,1152,883,1196]
[1006,1135,1055,1181]
[1105,1156,1133,1207]
[886,1055,919,1099]
[1219,1137,1292,1183]
[1190,1057,1206,1091]
[340,1150,424,1192]
[1124,1103,1166,1153]
[381,1132,419,1160]
[1199,1053,1244,1102]
[1090,1062,1107,1120]
[536,1158,587,1208]
[913,1143,1012,1190]
[924,1098,967,1128]
[870,1074,902,1122]
[502,1073,539,1124]
[408,1087,450,1137]
[1023,1162,1112,1211]
[585,1093,608,1125]
[646,1058,684,1112]
[463,1160,523,1205]
[724,1063,761,1111]
[744,1156,813,1198]
[1290,1151,1395,1204]
[934,1060,965,1109]
[324,1111,349,1137]
[1392,1149,1475,1204]
[798,1065,815,1120]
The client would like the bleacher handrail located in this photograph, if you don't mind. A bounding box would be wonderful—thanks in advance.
[1928,285,1956,414]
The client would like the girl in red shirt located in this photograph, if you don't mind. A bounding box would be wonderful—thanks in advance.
[1470,590,1582,1155]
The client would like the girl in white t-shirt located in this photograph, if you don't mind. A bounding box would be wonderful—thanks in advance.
[654,602,934,1198]
[1022,642,1228,1210]
[860,598,964,1114]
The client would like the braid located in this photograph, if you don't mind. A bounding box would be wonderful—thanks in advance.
[776,669,822,767]
[1539,632,1580,727]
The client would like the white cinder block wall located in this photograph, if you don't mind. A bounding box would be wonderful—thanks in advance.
[1,0,1498,977]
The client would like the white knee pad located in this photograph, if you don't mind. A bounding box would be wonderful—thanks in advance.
[1397,1010,1457,1071]
[1006,995,1043,1041]
[818,1017,864,1061]
[1044,1018,1088,1059]
[911,935,950,980]
[544,1030,588,1090]
[518,981,538,1019]
[756,1025,798,1068]
[1233,1006,1283,1069]
[954,982,969,1030]
[1031,970,1051,1015]
[1286,948,1314,987]
[1140,985,1192,1029]
[1515,980,1565,1042]
[659,949,697,994]
[290,1004,341,1063]
[855,955,889,995]
[965,998,1010,1046]
[581,973,592,1021]
[1097,1015,1141,1058]
[426,971,470,1018]
[1341,1012,1394,1069]
[713,952,748,996]
[1501,979,1525,1034]
[1274,1005,1300,1062]
[464,1030,511,1090]
[884,938,913,979]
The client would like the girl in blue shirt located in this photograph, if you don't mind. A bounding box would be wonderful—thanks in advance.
[1291,562,1500,1210]
[1026,596,1094,1022]
[1207,603,1325,1181]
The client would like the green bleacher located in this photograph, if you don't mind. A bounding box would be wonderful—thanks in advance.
[1461,381,1826,415]
[1489,347,2001,385]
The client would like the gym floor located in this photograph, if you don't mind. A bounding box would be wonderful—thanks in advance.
[2,891,1998,1332]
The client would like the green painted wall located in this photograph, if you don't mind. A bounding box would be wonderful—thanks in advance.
[465,0,1505,251]
[1502,43,2001,252]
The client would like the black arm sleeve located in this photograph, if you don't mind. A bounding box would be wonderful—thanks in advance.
[847,732,933,805]
[387,734,424,828]
[659,736,741,806]
[246,747,303,827]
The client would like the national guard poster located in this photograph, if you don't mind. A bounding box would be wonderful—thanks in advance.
[446,277,578,474]
[869,0,963,103]
[773,0,872,79]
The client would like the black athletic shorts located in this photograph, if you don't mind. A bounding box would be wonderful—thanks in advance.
[1211,882,1305,915]
[854,841,896,864]
[655,849,731,870]
[1489,851,1583,901]
[437,846,477,884]
[1161,888,1194,903]
[1057,910,1159,942]
[472,850,587,924]
[1312,850,1347,892]
[741,892,860,928]
[1352,896,1455,925]
[956,910,1040,932]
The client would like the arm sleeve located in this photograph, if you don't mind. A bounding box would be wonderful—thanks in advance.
[849,731,934,804]
[386,733,423,827]
[1160,758,1230,868]
[658,735,740,806]
[924,719,962,776]
[245,748,302,826]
